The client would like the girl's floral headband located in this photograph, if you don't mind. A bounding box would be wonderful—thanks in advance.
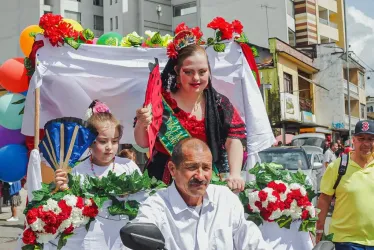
[85,100,111,119]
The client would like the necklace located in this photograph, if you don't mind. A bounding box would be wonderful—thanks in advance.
[90,155,116,178]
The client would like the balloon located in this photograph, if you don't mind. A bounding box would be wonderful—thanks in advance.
[0,93,24,130]
[0,125,25,148]
[0,58,29,93]
[97,32,123,46]
[63,18,84,32]
[19,25,43,57]
[21,91,28,96]
[92,38,98,44]
[0,144,28,182]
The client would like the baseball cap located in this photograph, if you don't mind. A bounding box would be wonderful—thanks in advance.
[354,120,374,136]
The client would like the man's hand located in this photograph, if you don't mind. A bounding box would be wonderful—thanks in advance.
[315,230,324,244]
[226,175,245,193]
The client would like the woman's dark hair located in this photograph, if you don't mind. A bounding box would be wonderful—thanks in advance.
[161,44,209,93]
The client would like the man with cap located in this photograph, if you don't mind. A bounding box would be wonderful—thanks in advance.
[316,120,374,249]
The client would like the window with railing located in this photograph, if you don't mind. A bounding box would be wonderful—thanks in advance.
[288,28,296,47]
[93,0,103,6]
[94,15,103,31]
[173,2,197,17]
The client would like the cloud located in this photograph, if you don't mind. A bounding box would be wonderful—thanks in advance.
[347,6,374,96]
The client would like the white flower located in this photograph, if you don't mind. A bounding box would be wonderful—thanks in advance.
[269,209,283,220]
[280,193,288,202]
[290,183,302,190]
[263,188,278,203]
[63,195,78,207]
[70,207,86,228]
[30,218,45,232]
[43,199,61,214]
[36,233,56,244]
[248,191,260,203]
[58,218,72,232]
[299,186,307,196]
[306,205,316,218]
[291,206,302,220]
[85,199,92,206]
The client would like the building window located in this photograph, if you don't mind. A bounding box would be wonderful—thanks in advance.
[94,15,104,31]
[44,11,53,15]
[288,28,296,47]
[115,0,118,3]
[361,103,366,119]
[64,10,81,24]
[284,73,293,94]
[359,72,365,89]
[287,0,295,18]
[110,18,113,31]
[173,2,197,17]
[110,0,112,5]
[93,0,103,6]
[115,16,118,29]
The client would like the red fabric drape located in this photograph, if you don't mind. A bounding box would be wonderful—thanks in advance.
[239,43,261,88]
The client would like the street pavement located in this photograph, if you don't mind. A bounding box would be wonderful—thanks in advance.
[0,189,26,250]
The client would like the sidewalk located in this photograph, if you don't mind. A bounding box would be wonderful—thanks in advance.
[0,189,26,250]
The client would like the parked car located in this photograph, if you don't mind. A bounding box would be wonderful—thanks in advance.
[303,146,325,192]
[291,133,326,150]
[258,147,323,204]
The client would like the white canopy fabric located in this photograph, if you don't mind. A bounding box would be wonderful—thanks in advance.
[21,37,275,170]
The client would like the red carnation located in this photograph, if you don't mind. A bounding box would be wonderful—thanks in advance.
[260,209,273,222]
[267,181,287,194]
[44,224,58,234]
[175,22,189,34]
[82,202,99,218]
[258,190,268,202]
[255,201,263,210]
[22,228,37,245]
[40,211,57,225]
[207,17,226,30]
[26,208,39,225]
[76,197,84,209]
[219,22,234,40]
[247,204,253,212]
[191,27,203,40]
[301,210,310,220]
[63,225,74,234]
[232,20,243,34]
[167,42,178,59]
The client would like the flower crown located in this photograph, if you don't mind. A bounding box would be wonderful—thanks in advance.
[166,23,204,59]
[85,100,111,120]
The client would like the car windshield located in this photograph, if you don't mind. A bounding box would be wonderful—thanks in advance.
[258,150,310,170]
[292,138,324,148]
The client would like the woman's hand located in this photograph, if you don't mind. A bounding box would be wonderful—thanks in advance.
[136,107,152,128]
[226,174,245,193]
[55,169,68,191]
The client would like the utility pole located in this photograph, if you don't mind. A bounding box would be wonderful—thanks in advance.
[261,4,276,40]
[343,0,352,146]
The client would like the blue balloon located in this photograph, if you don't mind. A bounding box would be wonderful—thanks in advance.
[0,144,28,182]
[21,91,28,96]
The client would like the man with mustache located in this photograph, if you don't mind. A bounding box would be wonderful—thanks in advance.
[131,137,270,250]
[316,120,374,249]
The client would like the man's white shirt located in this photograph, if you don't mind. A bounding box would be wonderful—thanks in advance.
[132,182,271,250]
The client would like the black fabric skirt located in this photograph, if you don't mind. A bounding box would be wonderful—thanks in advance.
[145,151,170,181]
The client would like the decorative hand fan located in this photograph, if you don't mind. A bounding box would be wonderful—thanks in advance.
[144,58,163,159]
[39,117,98,170]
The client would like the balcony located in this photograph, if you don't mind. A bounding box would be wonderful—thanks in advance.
[344,82,359,99]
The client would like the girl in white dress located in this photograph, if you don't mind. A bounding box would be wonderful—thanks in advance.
[54,100,141,250]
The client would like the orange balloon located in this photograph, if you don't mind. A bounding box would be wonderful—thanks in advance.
[0,58,29,93]
[19,25,43,57]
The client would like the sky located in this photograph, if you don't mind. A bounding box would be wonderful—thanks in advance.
[346,0,374,95]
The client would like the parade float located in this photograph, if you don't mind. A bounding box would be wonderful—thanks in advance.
[0,13,317,249]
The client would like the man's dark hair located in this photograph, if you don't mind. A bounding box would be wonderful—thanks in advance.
[171,138,211,167]
[330,142,338,149]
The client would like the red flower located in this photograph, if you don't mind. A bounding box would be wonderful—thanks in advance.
[82,201,99,218]
[301,210,310,220]
[167,43,178,59]
[40,211,57,225]
[247,204,253,212]
[76,197,84,209]
[219,22,234,40]
[26,208,39,225]
[39,13,62,29]
[191,27,203,40]
[266,202,279,212]
[258,190,268,202]
[272,190,281,200]
[22,228,37,245]
[232,20,243,34]
[175,22,190,34]
[207,17,226,30]
[267,181,287,194]
[44,224,58,234]
[255,201,263,210]
[260,209,273,222]
[63,225,74,234]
